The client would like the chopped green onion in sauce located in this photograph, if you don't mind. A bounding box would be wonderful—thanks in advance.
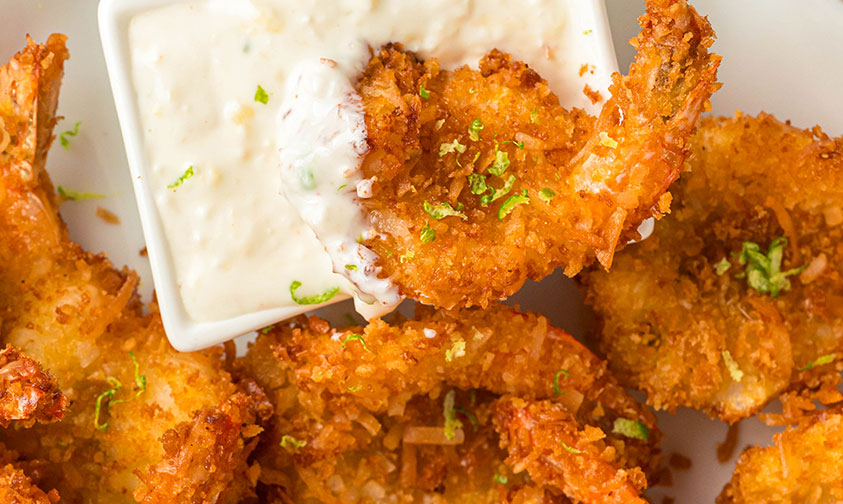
[167,165,195,190]
[254,84,269,104]
[289,280,339,305]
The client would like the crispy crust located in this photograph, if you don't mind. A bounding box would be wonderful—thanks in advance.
[494,396,647,504]
[134,384,273,504]
[356,0,720,309]
[582,113,843,422]
[239,305,659,503]
[0,345,66,428]
[718,409,843,503]
[0,444,59,504]
[0,36,270,503]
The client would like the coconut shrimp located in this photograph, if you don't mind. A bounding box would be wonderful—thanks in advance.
[283,0,720,311]
[582,113,843,423]
[238,304,660,503]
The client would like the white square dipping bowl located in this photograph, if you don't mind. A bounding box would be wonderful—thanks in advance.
[98,0,619,351]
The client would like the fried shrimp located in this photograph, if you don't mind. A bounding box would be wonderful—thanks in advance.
[717,409,843,504]
[0,444,59,504]
[494,396,647,504]
[338,0,720,309]
[582,113,843,423]
[238,305,660,503]
[0,35,269,503]
[0,345,66,428]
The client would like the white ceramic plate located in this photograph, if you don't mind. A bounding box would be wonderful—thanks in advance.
[2,0,842,501]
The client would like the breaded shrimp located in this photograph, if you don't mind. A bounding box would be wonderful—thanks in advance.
[582,113,843,422]
[238,305,660,503]
[336,0,720,309]
[494,396,647,504]
[0,444,59,504]
[0,35,269,503]
[0,345,66,428]
[718,409,843,504]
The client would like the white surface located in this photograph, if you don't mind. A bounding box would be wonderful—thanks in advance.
[2,0,842,501]
[98,0,618,350]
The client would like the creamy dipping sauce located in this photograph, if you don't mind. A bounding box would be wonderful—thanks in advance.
[129,0,610,323]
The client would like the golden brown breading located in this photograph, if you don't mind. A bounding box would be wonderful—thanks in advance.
[494,396,647,504]
[0,444,59,504]
[0,35,268,503]
[717,409,843,504]
[239,305,659,503]
[0,345,66,428]
[582,113,843,423]
[134,385,273,504]
[355,0,720,309]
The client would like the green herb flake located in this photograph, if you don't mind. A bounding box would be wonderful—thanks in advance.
[715,257,732,276]
[59,121,81,150]
[800,354,836,371]
[468,117,485,142]
[722,350,744,382]
[732,237,806,297]
[561,441,583,454]
[337,184,348,191]
[424,201,467,220]
[280,435,307,452]
[94,377,122,432]
[498,189,529,220]
[342,333,375,354]
[480,175,516,206]
[420,223,436,244]
[445,339,466,362]
[469,173,488,195]
[419,83,430,100]
[289,280,340,305]
[553,369,570,395]
[612,418,650,441]
[57,186,105,201]
[538,188,557,202]
[453,406,479,432]
[439,139,467,157]
[345,264,358,271]
[443,390,463,440]
[488,143,510,176]
[493,473,508,485]
[254,85,269,104]
[167,166,195,190]
[530,108,539,124]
